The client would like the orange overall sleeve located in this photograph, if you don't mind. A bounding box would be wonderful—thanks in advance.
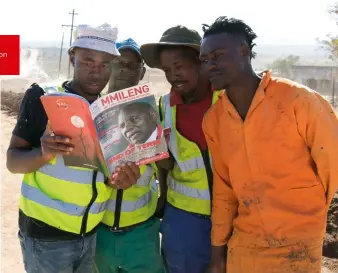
[295,89,338,205]
[203,111,239,246]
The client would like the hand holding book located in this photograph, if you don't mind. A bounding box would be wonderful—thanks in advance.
[109,162,140,189]
[40,121,75,161]
[42,120,141,190]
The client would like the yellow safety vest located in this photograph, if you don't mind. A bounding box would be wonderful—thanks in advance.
[159,91,222,216]
[19,83,111,235]
[101,164,159,229]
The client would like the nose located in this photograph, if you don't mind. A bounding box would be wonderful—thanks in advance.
[90,62,109,76]
[88,66,101,77]
[173,67,182,78]
[168,69,182,83]
[124,120,135,133]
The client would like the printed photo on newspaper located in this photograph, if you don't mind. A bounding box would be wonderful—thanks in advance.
[40,83,170,179]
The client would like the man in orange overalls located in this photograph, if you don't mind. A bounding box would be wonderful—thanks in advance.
[199,16,338,273]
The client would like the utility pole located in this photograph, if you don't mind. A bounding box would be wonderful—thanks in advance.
[58,30,65,78]
[62,9,78,79]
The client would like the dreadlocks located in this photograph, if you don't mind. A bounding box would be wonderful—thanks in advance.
[202,16,258,59]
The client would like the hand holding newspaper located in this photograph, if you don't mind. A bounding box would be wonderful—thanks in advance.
[40,83,170,179]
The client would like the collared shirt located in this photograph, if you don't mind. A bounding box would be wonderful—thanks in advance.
[202,71,338,247]
[146,128,158,143]
[170,87,214,150]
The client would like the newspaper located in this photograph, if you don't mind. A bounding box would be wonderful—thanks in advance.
[40,82,169,178]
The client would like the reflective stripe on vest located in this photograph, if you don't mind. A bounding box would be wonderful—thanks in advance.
[161,91,222,215]
[19,84,111,234]
[21,183,106,216]
[20,155,110,234]
[21,156,107,216]
[162,93,220,173]
[41,84,63,94]
[102,165,158,228]
[38,155,106,184]
[167,175,210,200]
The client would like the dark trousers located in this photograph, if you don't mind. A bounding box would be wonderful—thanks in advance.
[160,203,212,273]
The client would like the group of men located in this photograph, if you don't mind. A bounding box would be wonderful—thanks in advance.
[6,15,338,273]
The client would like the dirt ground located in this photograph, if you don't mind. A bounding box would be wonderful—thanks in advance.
[1,112,24,272]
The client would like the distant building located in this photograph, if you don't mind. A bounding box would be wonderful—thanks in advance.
[291,64,338,102]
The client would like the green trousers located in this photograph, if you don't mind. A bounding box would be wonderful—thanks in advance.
[95,218,165,273]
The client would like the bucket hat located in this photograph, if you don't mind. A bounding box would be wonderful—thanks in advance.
[69,23,120,56]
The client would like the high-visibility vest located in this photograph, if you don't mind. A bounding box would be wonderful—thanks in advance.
[41,84,63,93]
[19,83,112,235]
[101,164,158,229]
[159,91,222,216]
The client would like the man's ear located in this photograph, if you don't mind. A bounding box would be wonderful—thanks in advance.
[69,51,75,67]
[240,44,250,59]
[108,74,114,93]
[149,111,157,121]
[140,66,146,81]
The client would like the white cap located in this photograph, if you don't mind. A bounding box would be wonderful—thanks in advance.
[69,23,120,56]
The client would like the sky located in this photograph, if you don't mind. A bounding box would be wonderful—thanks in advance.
[0,0,337,46]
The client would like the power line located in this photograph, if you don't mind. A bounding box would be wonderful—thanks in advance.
[61,9,78,79]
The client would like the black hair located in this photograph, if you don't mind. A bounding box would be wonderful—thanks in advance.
[202,16,257,59]
[157,45,200,64]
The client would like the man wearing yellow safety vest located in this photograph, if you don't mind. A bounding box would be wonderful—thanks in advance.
[94,38,166,273]
[6,24,140,273]
[141,26,223,273]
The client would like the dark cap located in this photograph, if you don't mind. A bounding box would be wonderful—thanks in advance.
[140,25,202,68]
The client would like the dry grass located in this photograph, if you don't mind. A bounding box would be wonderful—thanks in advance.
[1,91,24,117]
